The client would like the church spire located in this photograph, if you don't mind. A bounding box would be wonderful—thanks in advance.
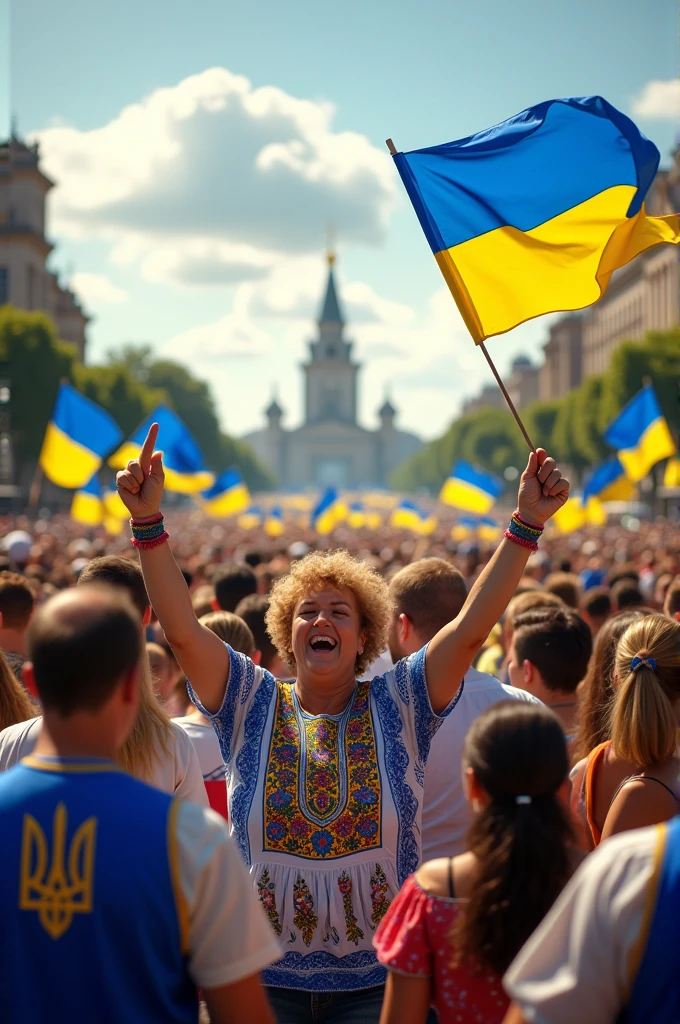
[319,247,344,326]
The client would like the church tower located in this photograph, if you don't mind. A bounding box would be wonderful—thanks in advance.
[303,251,360,425]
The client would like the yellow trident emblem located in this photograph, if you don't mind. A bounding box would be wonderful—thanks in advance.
[19,803,97,940]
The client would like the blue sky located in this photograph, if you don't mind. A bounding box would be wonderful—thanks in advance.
[3,0,678,441]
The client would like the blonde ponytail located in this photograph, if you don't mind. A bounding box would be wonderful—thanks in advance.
[118,650,172,780]
[611,615,680,767]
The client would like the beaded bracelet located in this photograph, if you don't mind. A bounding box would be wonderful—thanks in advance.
[504,509,544,553]
[130,513,169,550]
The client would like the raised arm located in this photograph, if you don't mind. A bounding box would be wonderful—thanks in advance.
[426,449,569,713]
[117,424,230,713]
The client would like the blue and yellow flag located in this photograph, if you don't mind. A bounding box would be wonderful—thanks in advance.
[477,517,501,543]
[393,97,679,342]
[440,462,503,514]
[201,468,251,518]
[553,494,606,534]
[582,457,635,503]
[347,502,366,530]
[40,383,123,490]
[71,473,104,526]
[109,406,214,494]
[603,385,676,483]
[264,506,285,538]
[390,500,437,536]
[238,506,263,530]
[451,516,478,541]
[311,488,348,535]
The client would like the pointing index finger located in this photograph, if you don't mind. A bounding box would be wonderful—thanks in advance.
[140,423,159,474]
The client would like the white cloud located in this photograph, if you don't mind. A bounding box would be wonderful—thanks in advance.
[161,288,273,360]
[33,67,397,287]
[69,272,128,306]
[632,79,680,120]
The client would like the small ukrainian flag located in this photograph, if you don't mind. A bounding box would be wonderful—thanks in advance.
[391,500,437,536]
[109,406,214,494]
[311,489,348,536]
[451,516,478,541]
[71,473,104,526]
[582,457,635,503]
[553,494,606,534]
[663,457,680,488]
[202,469,251,518]
[440,462,503,515]
[265,506,285,538]
[40,383,123,490]
[392,96,679,342]
[603,385,676,483]
[347,502,366,530]
[238,506,263,530]
[477,517,501,543]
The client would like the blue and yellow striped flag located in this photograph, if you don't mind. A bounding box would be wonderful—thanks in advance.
[440,462,503,515]
[238,506,263,530]
[553,494,606,534]
[582,457,635,503]
[311,488,348,535]
[390,500,437,536]
[392,96,679,342]
[265,506,285,538]
[40,383,123,489]
[201,469,251,517]
[603,385,676,483]
[477,517,501,543]
[109,406,214,494]
[71,473,104,526]
[451,516,478,541]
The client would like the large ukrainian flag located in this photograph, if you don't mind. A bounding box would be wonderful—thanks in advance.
[440,462,502,514]
[202,469,251,517]
[603,385,676,483]
[109,406,214,494]
[392,96,680,342]
[40,383,123,489]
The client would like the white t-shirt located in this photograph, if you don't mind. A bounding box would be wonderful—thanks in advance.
[504,825,661,1024]
[0,717,208,807]
[173,715,224,781]
[175,800,282,987]
[422,669,540,861]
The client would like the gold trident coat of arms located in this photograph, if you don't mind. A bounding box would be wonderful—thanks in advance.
[19,802,97,939]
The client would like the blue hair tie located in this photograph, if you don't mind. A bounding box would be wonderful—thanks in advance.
[631,655,657,672]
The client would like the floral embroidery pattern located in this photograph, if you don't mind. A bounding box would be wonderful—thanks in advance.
[293,874,318,946]
[338,872,364,946]
[263,681,382,859]
[370,863,391,928]
[257,867,282,936]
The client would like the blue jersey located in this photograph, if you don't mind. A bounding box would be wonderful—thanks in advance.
[0,756,197,1024]
[622,815,680,1024]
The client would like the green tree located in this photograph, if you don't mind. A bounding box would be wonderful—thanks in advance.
[460,408,524,477]
[75,363,166,439]
[598,329,680,437]
[0,306,77,460]
[523,399,562,452]
[571,374,609,466]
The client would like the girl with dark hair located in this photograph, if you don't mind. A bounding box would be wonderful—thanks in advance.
[0,648,35,731]
[374,702,579,1024]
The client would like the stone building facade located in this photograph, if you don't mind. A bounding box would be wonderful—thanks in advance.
[243,255,422,489]
[0,132,88,357]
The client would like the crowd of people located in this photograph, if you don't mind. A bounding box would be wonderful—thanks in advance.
[0,432,677,1023]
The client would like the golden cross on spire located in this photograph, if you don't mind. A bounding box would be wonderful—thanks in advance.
[326,223,336,266]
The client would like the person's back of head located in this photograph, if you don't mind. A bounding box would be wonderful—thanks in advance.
[78,555,149,619]
[611,613,680,767]
[453,701,572,975]
[0,571,35,636]
[191,584,216,619]
[503,590,564,651]
[511,608,593,695]
[663,578,680,620]
[579,586,612,635]
[611,578,644,612]
[388,557,467,659]
[213,563,258,612]
[199,611,255,657]
[544,572,582,609]
[76,554,170,779]
[608,565,638,589]
[26,587,141,717]
[572,609,648,762]
[234,593,278,668]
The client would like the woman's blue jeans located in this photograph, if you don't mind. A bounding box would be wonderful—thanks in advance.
[266,984,385,1024]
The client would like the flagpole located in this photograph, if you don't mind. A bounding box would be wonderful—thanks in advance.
[385,138,537,454]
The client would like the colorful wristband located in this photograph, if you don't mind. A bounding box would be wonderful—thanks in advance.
[504,510,544,553]
[130,514,169,550]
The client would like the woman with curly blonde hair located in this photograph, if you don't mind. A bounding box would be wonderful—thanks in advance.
[117,424,569,1024]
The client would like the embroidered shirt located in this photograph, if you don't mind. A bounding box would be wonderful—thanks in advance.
[188,645,462,992]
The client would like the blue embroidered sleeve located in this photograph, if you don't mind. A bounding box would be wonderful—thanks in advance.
[391,646,464,771]
[186,643,259,764]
